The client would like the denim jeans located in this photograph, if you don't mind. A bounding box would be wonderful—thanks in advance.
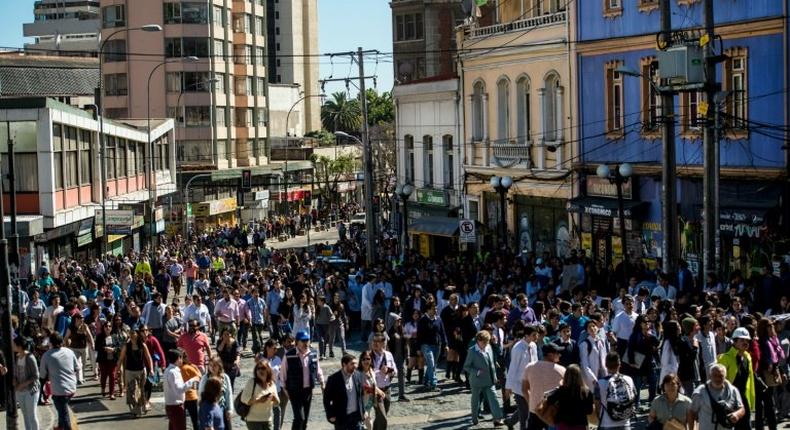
[250,323,266,353]
[421,344,439,388]
[52,394,72,430]
[18,388,40,430]
[238,321,250,349]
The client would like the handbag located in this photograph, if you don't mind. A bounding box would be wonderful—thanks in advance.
[764,368,784,387]
[664,417,686,430]
[234,389,252,420]
[705,384,737,429]
[623,348,646,369]
[535,392,559,426]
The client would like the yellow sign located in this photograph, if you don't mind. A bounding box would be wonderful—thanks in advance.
[581,232,592,253]
[612,236,623,259]
[698,101,709,116]
[418,235,430,257]
[700,33,710,47]
[193,198,238,217]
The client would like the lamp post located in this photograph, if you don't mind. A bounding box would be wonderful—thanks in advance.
[335,130,375,265]
[147,56,199,249]
[97,24,161,255]
[489,175,513,248]
[395,183,414,259]
[597,162,633,289]
[282,93,325,216]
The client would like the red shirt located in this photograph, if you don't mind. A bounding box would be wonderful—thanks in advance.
[177,332,210,370]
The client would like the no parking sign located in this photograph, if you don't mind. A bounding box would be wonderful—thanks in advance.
[459,219,476,243]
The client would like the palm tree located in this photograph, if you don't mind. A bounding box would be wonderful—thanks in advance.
[321,92,362,133]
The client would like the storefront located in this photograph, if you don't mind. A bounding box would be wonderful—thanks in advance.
[509,194,571,258]
[240,190,270,224]
[193,197,238,230]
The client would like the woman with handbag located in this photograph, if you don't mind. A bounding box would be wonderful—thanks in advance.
[544,364,593,430]
[357,350,386,430]
[648,373,692,430]
[240,361,279,430]
[217,330,241,389]
[627,315,660,409]
[756,318,785,430]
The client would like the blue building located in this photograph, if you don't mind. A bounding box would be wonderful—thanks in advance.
[573,0,789,276]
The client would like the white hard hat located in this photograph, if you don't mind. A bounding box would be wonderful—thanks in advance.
[731,327,751,341]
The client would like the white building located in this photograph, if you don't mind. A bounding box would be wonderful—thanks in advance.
[23,0,101,54]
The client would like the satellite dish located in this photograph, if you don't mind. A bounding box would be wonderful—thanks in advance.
[398,61,413,76]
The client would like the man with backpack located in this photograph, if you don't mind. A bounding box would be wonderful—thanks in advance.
[595,351,637,429]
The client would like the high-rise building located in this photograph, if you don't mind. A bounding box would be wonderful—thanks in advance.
[98,0,272,225]
[23,0,102,54]
[266,0,320,133]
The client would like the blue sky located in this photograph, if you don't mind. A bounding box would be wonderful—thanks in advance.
[0,0,393,96]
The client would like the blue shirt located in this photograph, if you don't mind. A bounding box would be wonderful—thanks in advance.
[267,289,283,316]
[247,296,267,324]
[198,401,224,430]
[561,313,589,343]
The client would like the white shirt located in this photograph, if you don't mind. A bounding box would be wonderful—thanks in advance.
[696,330,716,378]
[164,364,190,406]
[183,303,211,328]
[505,338,538,396]
[361,282,374,321]
[343,370,358,415]
[372,349,397,388]
[611,310,638,341]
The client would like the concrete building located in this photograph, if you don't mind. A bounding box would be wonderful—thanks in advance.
[0,52,98,108]
[266,0,321,133]
[0,98,177,269]
[460,0,574,255]
[23,0,102,54]
[391,0,466,256]
[98,0,273,229]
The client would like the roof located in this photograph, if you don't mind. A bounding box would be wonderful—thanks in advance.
[0,53,99,97]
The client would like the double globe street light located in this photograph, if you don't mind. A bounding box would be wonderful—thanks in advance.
[395,183,414,258]
[596,162,633,289]
[490,175,513,248]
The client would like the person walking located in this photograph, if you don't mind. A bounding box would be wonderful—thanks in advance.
[717,327,755,430]
[14,336,40,430]
[180,352,202,430]
[118,326,153,417]
[240,361,280,430]
[463,330,505,427]
[522,343,566,430]
[39,332,79,430]
[595,352,637,430]
[95,320,120,399]
[164,348,200,430]
[416,302,444,391]
[198,357,234,430]
[756,318,784,430]
[199,377,226,430]
[544,364,594,430]
[370,333,396,430]
[504,324,538,430]
[689,364,746,430]
[280,330,324,430]
[386,315,409,402]
[63,313,93,385]
[324,354,365,430]
[648,373,691,430]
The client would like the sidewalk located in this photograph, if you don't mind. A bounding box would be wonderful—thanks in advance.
[69,375,163,430]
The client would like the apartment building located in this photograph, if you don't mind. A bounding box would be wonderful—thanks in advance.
[23,0,102,54]
[266,0,320,133]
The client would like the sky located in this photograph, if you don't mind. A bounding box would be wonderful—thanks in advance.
[0,0,393,97]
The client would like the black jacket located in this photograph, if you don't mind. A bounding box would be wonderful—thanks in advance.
[323,370,364,426]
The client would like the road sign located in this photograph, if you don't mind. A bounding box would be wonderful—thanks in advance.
[459,219,476,243]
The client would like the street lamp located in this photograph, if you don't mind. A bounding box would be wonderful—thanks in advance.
[597,162,633,289]
[489,175,513,248]
[335,130,375,265]
[395,183,414,258]
[147,56,200,248]
[282,93,326,216]
[97,24,162,255]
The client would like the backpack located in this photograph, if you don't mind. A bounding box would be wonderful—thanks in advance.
[602,373,637,421]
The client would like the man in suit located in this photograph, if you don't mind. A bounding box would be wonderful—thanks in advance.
[462,330,505,427]
[323,354,365,430]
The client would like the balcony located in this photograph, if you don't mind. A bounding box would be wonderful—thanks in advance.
[492,140,532,167]
[468,11,566,39]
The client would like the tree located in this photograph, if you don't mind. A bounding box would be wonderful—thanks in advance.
[309,152,360,211]
[321,92,362,133]
[366,89,394,126]
[304,129,336,147]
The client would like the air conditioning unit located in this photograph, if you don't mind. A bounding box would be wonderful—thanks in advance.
[657,45,705,86]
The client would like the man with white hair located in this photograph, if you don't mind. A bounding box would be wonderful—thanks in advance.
[689,363,746,430]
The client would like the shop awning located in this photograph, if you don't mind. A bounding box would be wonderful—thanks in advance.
[567,196,648,218]
[408,216,476,238]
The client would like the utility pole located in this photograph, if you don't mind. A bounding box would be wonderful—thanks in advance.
[659,0,679,277]
[702,0,718,278]
[6,122,20,318]
[358,47,376,266]
[0,126,17,430]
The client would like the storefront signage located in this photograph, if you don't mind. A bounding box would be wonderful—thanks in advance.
[416,189,447,206]
[193,198,238,217]
[459,219,476,243]
[719,209,765,238]
[155,219,166,234]
[76,233,92,248]
[587,176,632,200]
[154,207,164,222]
[95,210,135,235]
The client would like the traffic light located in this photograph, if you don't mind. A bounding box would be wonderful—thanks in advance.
[372,195,380,212]
[241,169,252,191]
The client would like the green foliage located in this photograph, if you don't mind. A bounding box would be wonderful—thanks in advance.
[304,129,336,147]
[309,153,360,209]
[365,89,394,126]
[321,92,362,133]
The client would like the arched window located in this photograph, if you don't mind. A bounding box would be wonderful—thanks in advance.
[497,78,510,143]
[404,135,414,183]
[516,76,531,144]
[423,135,434,187]
[543,73,560,142]
[472,81,486,141]
[443,135,454,189]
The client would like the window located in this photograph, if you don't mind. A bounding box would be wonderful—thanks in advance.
[166,72,182,93]
[183,71,212,92]
[640,57,661,133]
[214,73,225,93]
[165,38,209,58]
[235,108,252,127]
[405,135,414,184]
[102,5,125,28]
[117,139,128,177]
[603,0,623,17]
[394,13,423,42]
[104,74,128,96]
[638,0,659,12]
[256,17,264,36]
[443,135,454,189]
[53,123,64,189]
[234,44,246,64]
[516,76,531,144]
[164,3,181,23]
[496,78,510,143]
[128,138,137,172]
[723,47,748,134]
[233,13,246,32]
[213,39,227,59]
[165,38,182,58]
[256,47,265,65]
[543,73,561,141]
[79,130,92,185]
[1,154,37,192]
[137,143,145,175]
[212,5,226,26]
[256,77,266,96]
[423,135,433,188]
[472,81,486,141]
[255,108,267,126]
[103,39,126,62]
[246,77,254,95]
[165,2,208,24]
[64,126,78,187]
[532,0,543,17]
[605,61,624,137]
[682,91,704,134]
[216,107,226,127]
[185,106,211,127]
[234,76,246,95]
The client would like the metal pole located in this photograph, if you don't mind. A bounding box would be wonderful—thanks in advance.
[659,0,679,277]
[358,47,375,265]
[702,0,717,277]
[714,103,721,270]
[402,196,409,256]
[0,139,16,429]
[6,123,20,318]
[499,188,507,248]
[616,175,629,289]
[183,173,211,242]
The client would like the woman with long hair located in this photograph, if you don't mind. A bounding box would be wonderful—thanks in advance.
[241,361,279,430]
[199,377,225,430]
[327,293,347,357]
[627,314,660,407]
[404,309,423,385]
[292,293,312,340]
[117,326,153,417]
[756,318,784,430]
[95,320,120,399]
[256,339,287,430]
[387,315,409,402]
[545,364,593,430]
[357,350,385,430]
[14,336,40,430]
[111,314,129,397]
[648,373,691,429]
[217,330,240,389]
[659,320,681,386]
[367,318,389,350]
[199,357,234,430]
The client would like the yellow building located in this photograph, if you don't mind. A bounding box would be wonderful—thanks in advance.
[460,0,576,256]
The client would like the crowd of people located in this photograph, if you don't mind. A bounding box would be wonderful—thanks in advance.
[2,214,790,430]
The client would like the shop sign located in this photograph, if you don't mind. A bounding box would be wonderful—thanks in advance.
[416,189,447,206]
[76,233,92,248]
[78,218,93,237]
[132,216,145,229]
[719,209,765,238]
[254,190,270,201]
[193,198,238,217]
[459,219,476,243]
[155,219,166,234]
[154,207,164,222]
[582,204,634,218]
[96,210,135,234]
[581,232,592,253]
[587,176,632,199]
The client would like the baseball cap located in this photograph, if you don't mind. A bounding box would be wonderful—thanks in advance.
[295,330,310,342]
